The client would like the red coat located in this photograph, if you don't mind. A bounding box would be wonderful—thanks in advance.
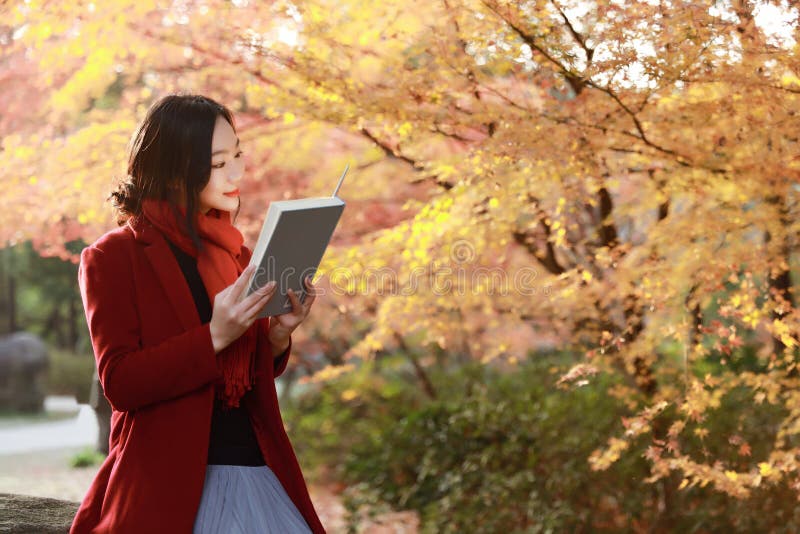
[70,215,326,534]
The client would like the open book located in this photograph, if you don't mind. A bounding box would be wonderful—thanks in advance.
[245,164,349,317]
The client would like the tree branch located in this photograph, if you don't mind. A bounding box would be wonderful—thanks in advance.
[360,127,454,190]
[551,0,594,63]
[481,0,586,95]
[394,332,438,399]
[512,194,569,275]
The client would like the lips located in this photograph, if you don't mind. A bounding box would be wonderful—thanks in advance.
[223,189,240,197]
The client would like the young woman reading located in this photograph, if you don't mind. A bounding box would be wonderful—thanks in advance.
[70,94,326,534]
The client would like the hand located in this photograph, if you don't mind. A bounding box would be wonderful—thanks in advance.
[268,275,318,346]
[209,264,278,353]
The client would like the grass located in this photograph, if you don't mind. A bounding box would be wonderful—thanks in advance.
[69,447,106,468]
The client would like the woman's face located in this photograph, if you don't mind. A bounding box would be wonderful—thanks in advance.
[198,116,244,214]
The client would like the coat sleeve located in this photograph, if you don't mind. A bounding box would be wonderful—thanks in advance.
[241,245,292,379]
[79,243,222,413]
[270,328,292,378]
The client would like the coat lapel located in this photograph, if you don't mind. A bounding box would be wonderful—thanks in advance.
[128,216,200,332]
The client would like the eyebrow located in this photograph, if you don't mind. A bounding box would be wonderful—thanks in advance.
[212,137,240,157]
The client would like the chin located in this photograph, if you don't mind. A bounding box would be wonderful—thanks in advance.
[215,197,239,212]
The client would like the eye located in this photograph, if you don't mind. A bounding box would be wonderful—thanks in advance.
[211,151,242,169]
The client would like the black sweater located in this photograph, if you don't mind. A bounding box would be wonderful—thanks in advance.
[167,240,288,466]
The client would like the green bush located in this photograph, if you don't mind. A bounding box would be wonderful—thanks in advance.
[70,447,106,468]
[341,356,653,533]
[283,351,800,532]
[46,348,95,404]
[285,353,645,532]
[285,355,424,484]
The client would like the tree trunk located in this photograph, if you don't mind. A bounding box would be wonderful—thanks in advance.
[8,273,18,334]
[649,419,678,532]
[685,283,704,348]
[68,295,79,351]
[43,307,61,345]
[0,247,19,335]
[394,333,437,400]
[764,192,796,357]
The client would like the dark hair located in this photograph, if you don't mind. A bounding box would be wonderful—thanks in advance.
[109,94,240,251]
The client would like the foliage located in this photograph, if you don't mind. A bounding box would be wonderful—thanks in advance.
[1,0,799,504]
[46,347,95,404]
[0,241,88,351]
[69,447,106,469]
[287,352,644,532]
[285,354,425,483]
[286,349,800,532]
[337,355,627,533]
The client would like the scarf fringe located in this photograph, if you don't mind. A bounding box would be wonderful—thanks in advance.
[215,327,258,408]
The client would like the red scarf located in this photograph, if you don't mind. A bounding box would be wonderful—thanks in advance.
[141,198,257,409]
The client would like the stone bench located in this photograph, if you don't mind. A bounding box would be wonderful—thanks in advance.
[0,493,79,534]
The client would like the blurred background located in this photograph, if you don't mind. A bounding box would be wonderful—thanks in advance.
[0,0,799,532]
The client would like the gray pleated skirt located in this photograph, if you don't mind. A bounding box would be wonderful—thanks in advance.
[193,464,313,534]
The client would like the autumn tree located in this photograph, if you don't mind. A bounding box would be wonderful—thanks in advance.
[1,0,799,517]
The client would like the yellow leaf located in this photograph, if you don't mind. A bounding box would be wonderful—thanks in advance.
[308,5,324,23]
[773,319,790,337]
[758,462,773,476]
[743,311,761,328]
[781,72,800,87]
[397,122,413,137]
[283,112,296,124]
[725,470,738,481]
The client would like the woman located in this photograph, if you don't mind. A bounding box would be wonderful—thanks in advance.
[70,94,326,533]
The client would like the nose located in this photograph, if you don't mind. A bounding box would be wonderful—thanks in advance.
[227,159,244,182]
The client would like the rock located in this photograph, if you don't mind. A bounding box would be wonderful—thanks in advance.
[0,493,78,533]
[0,332,49,412]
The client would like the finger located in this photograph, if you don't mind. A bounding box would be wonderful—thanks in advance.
[228,264,256,304]
[306,276,317,294]
[239,280,276,313]
[301,292,315,313]
[241,282,276,318]
[286,288,303,315]
[302,276,316,309]
[303,275,317,294]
